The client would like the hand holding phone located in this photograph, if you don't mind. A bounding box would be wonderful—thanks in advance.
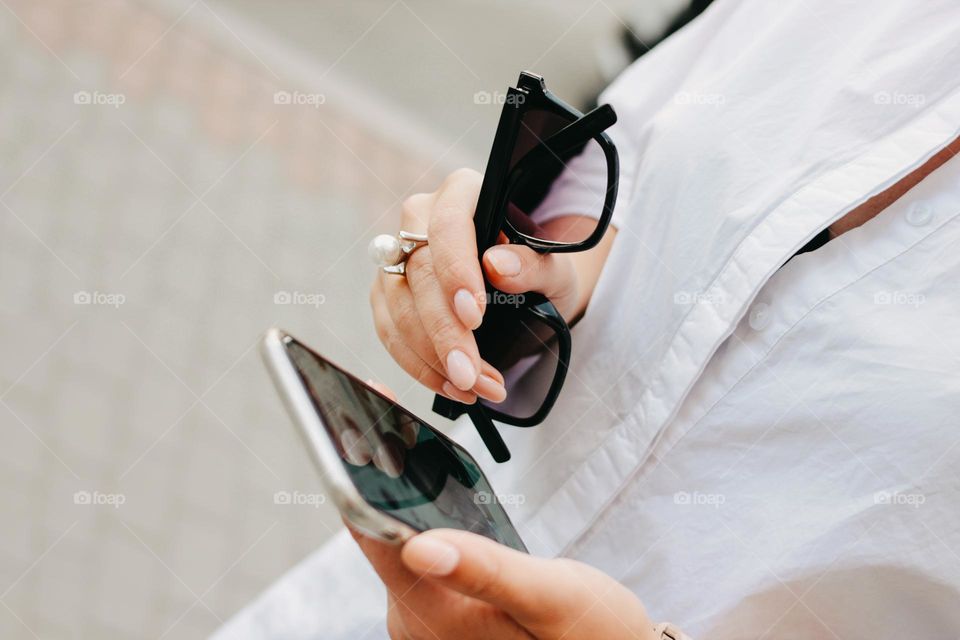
[261,329,527,551]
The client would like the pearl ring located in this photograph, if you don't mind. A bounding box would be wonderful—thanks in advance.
[368,231,429,275]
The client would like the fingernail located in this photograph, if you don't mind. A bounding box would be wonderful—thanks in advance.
[486,248,521,277]
[453,289,483,330]
[474,374,507,403]
[403,535,460,576]
[400,419,419,448]
[446,349,477,391]
[442,381,477,404]
[373,445,402,478]
[341,430,372,466]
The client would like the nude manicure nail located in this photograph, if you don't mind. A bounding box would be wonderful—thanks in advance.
[446,349,477,391]
[474,374,507,403]
[453,288,482,329]
[486,248,521,277]
[404,536,460,576]
[442,381,477,404]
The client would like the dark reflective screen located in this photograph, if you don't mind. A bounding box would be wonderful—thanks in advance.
[284,337,526,551]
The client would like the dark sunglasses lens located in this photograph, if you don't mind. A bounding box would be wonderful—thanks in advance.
[475,296,562,420]
[506,109,606,245]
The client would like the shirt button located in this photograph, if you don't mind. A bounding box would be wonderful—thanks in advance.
[749,302,771,331]
[906,202,933,227]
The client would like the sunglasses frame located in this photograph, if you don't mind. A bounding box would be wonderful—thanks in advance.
[432,72,619,462]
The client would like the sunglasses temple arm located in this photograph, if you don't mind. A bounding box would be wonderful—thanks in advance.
[549,103,617,152]
[467,404,511,463]
[512,104,617,180]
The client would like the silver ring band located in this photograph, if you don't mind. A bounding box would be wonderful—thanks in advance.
[368,231,429,275]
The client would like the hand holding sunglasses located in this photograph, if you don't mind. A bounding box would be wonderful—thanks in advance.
[370,72,619,462]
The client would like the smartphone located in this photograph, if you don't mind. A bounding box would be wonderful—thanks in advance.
[260,328,527,552]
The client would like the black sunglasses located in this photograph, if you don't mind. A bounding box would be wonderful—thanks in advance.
[432,72,619,462]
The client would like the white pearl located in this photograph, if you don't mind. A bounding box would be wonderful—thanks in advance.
[368,234,401,266]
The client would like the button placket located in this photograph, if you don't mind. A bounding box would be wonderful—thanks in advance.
[906,201,933,227]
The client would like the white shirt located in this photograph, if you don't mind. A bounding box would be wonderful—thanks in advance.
[215,0,960,637]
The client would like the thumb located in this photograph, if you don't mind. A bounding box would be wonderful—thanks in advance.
[482,244,577,307]
[401,529,655,638]
[400,529,578,628]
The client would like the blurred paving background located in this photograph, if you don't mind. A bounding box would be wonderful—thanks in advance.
[0,0,695,637]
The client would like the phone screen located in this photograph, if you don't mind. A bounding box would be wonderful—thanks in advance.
[282,336,527,551]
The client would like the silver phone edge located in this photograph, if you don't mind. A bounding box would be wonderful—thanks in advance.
[259,327,418,545]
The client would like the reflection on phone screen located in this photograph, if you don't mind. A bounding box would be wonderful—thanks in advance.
[284,338,526,551]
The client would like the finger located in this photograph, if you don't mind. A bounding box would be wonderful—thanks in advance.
[354,526,534,640]
[405,530,654,639]
[475,361,507,403]
[373,276,499,402]
[371,277,478,404]
[482,244,577,303]
[348,525,471,637]
[405,247,488,393]
[347,523,425,596]
[404,245,506,399]
[365,379,398,401]
[401,529,585,628]
[442,360,506,404]
[385,592,408,640]
[421,169,487,331]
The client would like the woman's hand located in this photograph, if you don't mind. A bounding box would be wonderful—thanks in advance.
[351,383,655,638]
[351,527,657,640]
[369,168,614,404]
